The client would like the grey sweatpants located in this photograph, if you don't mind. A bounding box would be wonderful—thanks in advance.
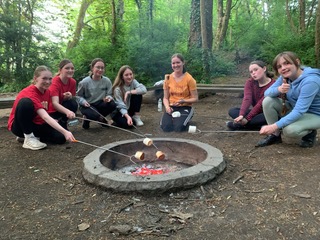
[263,96,320,138]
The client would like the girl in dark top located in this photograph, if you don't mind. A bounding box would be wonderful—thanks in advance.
[227,60,275,130]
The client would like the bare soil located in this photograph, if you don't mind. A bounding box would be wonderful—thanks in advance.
[1,74,320,239]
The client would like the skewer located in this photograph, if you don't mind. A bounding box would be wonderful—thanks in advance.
[188,125,258,134]
[73,139,138,165]
[89,106,114,125]
[132,125,159,149]
[75,116,146,138]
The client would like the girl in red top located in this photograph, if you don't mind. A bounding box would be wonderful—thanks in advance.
[227,60,275,130]
[161,53,198,132]
[49,59,78,129]
[8,66,75,150]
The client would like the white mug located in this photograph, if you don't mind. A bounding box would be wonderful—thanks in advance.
[188,125,197,133]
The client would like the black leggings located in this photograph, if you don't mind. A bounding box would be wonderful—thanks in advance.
[80,100,117,121]
[11,98,66,144]
[160,106,194,132]
[112,94,143,129]
[50,99,78,122]
[228,107,267,130]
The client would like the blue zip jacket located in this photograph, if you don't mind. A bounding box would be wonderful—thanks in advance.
[264,67,320,129]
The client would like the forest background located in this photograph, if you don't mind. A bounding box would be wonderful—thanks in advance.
[1,0,320,92]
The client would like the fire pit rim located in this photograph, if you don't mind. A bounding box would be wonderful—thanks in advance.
[82,137,225,192]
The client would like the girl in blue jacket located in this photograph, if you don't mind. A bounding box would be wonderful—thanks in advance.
[256,51,320,148]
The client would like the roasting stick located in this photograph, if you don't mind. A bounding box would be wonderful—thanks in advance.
[75,116,158,150]
[75,116,145,138]
[188,125,258,134]
[132,125,159,150]
[89,106,113,125]
[73,139,138,165]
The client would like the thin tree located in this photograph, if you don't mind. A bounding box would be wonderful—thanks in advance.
[315,0,320,67]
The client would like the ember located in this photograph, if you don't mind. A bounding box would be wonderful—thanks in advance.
[131,164,166,176]
[120,162,187,175]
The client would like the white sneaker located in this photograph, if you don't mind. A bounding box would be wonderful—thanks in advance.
[132,115,144,126]
[22,136,47,150]
[16,136,40,143]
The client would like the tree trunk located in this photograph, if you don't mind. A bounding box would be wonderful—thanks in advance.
[200,0,212,82]
[67,0,93,50]
[315,0,320,67]
[214,0,232,50]
[188,0,202,49]
[286,0,297,33]
[299,0,306,33]
[111,0,117,45]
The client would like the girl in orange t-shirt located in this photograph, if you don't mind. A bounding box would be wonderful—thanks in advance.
[160,53,198,132]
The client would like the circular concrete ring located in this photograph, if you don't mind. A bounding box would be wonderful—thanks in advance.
[82,138,226,193]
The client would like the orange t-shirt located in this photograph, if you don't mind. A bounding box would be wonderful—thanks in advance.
[163,72,197,107]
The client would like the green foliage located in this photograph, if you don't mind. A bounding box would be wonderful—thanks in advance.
[186,48,236,83]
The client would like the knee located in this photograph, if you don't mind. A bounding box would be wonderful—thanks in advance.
[262,97,273,109]
[283,125,299,138]
[17,98,34,111]
[160,124,173,132]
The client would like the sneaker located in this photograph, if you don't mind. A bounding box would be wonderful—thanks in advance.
[226,121,244,131]
[299,130,317,148]
[255,134,282,147]
[22,136,47,150]
[82,115,90,129]
[132,115,144,126]
[16,136,40,143]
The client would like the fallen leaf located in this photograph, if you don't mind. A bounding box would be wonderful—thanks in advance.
[78,223,90,231]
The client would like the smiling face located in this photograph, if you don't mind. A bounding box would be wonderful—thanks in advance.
[249,64,266,81]
[276,56,301,80]
[92,61,105,79]
[34,70,52,92]
[171,56,184,74]
[122,68,134,85]
[59,62,75,80]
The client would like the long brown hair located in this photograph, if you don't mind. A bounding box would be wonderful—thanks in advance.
[249,60,274,78]
[56,59,73,76]
[112,65,134,97]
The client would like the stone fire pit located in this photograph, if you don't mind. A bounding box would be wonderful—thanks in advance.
[82,138,226,193]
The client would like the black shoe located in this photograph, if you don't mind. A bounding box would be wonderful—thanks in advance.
[255,134,282,147]
[226,121,244,131]
[299,130,317,148]
[82,115,90,129]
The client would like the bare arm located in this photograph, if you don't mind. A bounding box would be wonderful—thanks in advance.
[37,108,75,142]
[52,96,75,119]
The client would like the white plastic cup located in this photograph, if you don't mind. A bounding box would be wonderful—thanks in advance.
[188,125,197,133]
[143,138,153,146]
[172,111,181,118]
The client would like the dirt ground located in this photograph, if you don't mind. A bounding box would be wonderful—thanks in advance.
[1,76,320,240]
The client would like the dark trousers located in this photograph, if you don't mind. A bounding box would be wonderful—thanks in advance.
[228,107,267,130]
[80,100,117,122]
[11,98,66,144]
[160,106,194,132]
[112,94,143,129]
[50,99,78,129]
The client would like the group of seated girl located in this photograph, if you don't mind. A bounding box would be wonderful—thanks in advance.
[9,51,319,151]
[7,58,148,150]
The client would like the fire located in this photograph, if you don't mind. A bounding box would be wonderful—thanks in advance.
[131,164,167,176]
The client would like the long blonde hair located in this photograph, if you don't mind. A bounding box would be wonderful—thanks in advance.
[112,65,134,97]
